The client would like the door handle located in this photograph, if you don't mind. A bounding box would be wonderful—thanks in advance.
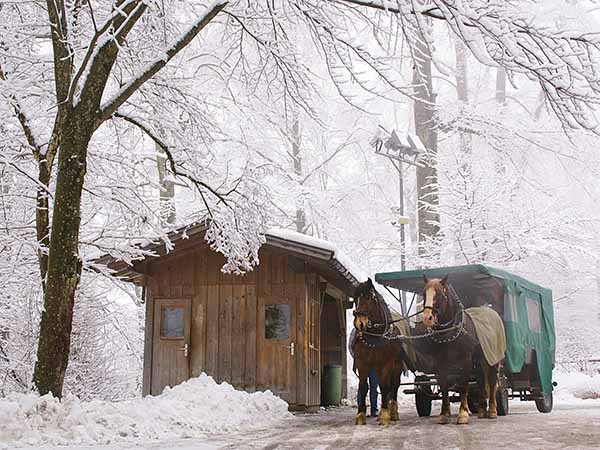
[179,343,189,358]
[286,342,295,356]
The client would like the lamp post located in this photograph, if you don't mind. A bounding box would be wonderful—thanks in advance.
[372,128,426,316]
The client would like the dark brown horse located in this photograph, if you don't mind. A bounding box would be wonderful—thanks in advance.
[421,275,500,424]
[352,278,412,425]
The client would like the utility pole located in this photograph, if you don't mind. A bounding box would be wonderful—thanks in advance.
[373,129,425,316]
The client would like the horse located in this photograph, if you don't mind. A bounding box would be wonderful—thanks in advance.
[351,278,413,425]
[421,275,502,424]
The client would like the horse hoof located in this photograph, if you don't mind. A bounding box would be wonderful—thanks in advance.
[378,408,391,425]
[355,412,366,425]
[457,414,469,425]
[486,411,498,419]
[437,414,450,425]
[477,409,487,419]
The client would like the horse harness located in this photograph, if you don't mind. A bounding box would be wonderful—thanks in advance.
[354,284,468,344]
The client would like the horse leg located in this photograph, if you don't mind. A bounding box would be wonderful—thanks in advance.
[478,362,489,418]
[376,365,391,425]
[457,355,472,425]
[389,364,401,422]
[437,373,451,425]
[356,365,368,425]
[486,363,499,419]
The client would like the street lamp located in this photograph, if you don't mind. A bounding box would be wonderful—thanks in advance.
[372,127,426,316]
[373,129,426,168]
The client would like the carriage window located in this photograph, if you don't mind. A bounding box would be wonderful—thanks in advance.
[265,304,290,339]
[160,306,184,338]
[503,292,518,323]
[525,297,541,334]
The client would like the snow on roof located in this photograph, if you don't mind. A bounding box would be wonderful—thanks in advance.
[266,227,368,281]
[0,374,289,448]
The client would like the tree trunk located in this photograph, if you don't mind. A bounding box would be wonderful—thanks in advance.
[36,162,52,290]
[33,111,92,397]
[455,40,472,158]
[413,21,439,254]
[156,143,176,225]
[291,119,306,234]
[495,67,506,104]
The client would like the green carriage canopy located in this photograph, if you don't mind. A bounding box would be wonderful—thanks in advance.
[375,264,555,394]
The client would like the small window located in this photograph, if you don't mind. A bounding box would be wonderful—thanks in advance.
[503,292,518,323]
[265,304,290,339]
[525,297,541,334]
[161,306,184,338]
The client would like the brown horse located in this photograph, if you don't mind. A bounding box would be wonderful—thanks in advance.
[352,278,412,425]
[421,275,500,424]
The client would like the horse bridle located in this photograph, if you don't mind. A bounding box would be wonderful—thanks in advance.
[424,284,466,343]
[422,286,446,320]
[353,290,389,334]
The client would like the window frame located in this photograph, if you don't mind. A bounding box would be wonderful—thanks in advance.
[159,305,185,340]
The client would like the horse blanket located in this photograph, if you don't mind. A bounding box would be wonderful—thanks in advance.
[465,306,506,366]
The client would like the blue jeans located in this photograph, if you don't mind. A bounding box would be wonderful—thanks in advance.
[357,369,378,413]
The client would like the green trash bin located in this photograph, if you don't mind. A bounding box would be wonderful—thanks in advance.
[322,364,342,406]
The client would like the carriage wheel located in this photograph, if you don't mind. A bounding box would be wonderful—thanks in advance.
[496,388,509,416]
[414,375,433,417]
[535,392,553,413]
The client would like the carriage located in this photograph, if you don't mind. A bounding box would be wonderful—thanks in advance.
[374,264,556,416]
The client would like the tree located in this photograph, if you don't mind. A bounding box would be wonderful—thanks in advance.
[28,0,228,397]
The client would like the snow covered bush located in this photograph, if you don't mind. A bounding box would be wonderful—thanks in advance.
[0,374,290,449]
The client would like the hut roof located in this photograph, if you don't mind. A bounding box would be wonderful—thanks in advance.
[93,223,365,297]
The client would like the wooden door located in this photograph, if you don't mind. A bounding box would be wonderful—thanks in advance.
[257,295,297,404]
[151,298,192,395]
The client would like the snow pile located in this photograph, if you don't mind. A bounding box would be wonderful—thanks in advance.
[554,371,600,401]
[0,374,290,449]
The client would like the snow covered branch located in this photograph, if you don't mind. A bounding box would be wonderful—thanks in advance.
[98,1,228,123]
[337,0,600,131]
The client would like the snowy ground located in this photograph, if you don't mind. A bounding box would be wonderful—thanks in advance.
[27,398,599,450]
[2,371,599,450]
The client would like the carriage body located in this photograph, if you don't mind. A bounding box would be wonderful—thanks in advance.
[375,264,556,414]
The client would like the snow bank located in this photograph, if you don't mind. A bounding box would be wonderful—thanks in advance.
[0,374,290,449]
[554,371,600,401]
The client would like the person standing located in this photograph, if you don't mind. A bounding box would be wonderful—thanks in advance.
[349,328,379,416]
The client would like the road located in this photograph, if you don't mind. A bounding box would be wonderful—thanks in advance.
[210,401,600,450]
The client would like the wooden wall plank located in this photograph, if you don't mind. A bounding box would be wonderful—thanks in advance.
[218,283,233,383]
[206,250,222,285]
[259,250,272,297]
[191,284,207,378]
[142,276,156,396]
[295,268,307,407]
[158,264,170,297]
[245,284,257,391]
[170,258,183,298]
[195,248,208,285]
[340,297,348,399]
[231,284,246,387]
[182,253,195,297]
[205,285,219,378]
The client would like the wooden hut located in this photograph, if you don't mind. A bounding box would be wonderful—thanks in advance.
[96,224,361,410]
